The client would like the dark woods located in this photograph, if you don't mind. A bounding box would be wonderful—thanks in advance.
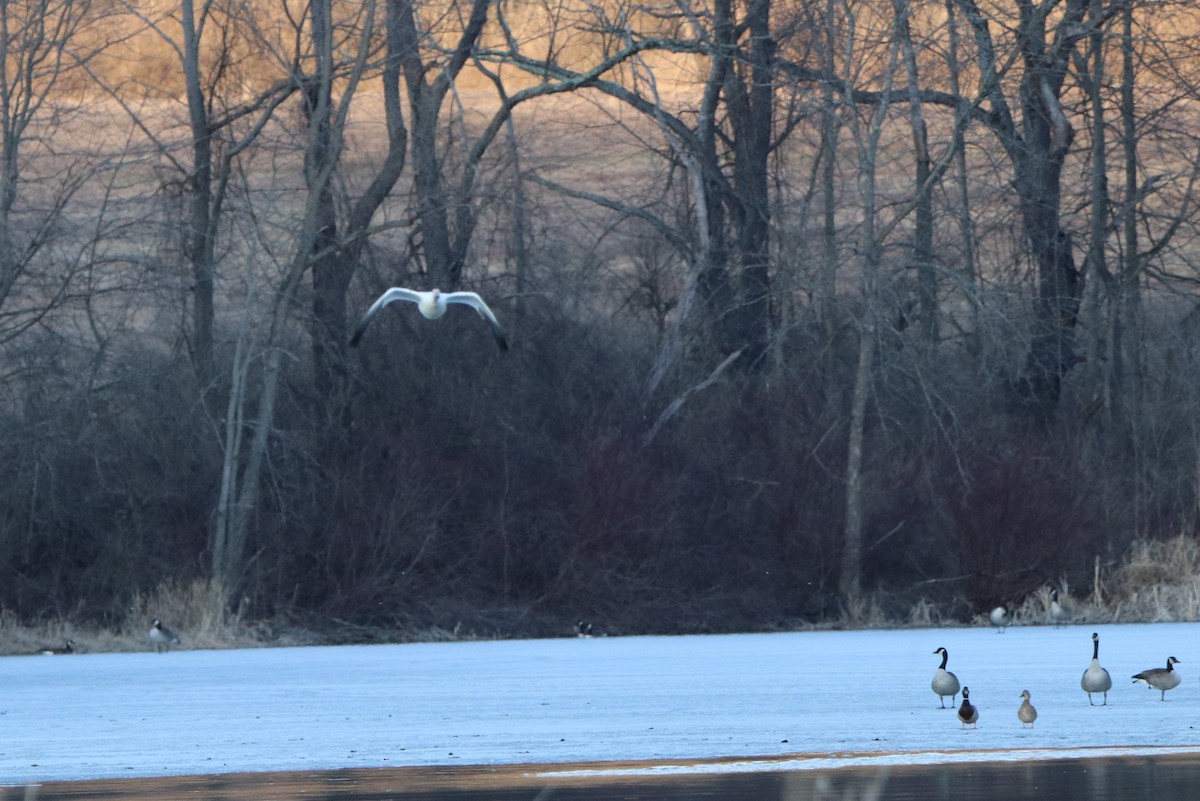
[0,0,1198,637]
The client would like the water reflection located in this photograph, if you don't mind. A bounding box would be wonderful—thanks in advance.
[11,752,1200,801]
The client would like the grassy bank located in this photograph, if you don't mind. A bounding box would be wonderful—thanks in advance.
[5,536,1200,655]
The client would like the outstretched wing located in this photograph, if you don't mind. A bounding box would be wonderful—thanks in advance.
[444,291,509,352]
[349,288,423,346]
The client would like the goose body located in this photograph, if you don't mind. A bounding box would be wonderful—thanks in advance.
[957,686,979,728]
[931,647,961,708]
[349,287,508,351]
[1132,656,1181,700]
[39,639,74,655]
[1080,631,1113,705]
[1017,690,1037,728]
[149,619,181,653]
[988,606,1011,632]
[1049,589,1071,627]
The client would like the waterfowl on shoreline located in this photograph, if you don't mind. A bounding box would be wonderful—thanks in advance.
[150,619,181,653]
[988,606,1011,632]
[1049,589,1072,627]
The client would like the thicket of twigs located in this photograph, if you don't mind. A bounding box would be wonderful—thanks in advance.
[4,2,1200,648]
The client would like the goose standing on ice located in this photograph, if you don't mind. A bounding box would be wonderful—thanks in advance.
[1049,589,1072,627]
[39,639,74,655]
[149,619,182,653]
[988,605,1011,633]
[931,647,961,708]
[349,288,508,352]
[1080,631,1113,705]
[957,687,979,728]
[1132,656,1181,701]
[1017,690,1037,728]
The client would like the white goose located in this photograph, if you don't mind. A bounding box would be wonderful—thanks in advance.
[349,288,508,352]
[988,605,1011,633]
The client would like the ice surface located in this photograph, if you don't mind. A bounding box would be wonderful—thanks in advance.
[3,621,1200,785]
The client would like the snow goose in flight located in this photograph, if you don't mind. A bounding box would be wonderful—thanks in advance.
[349,288,508,352]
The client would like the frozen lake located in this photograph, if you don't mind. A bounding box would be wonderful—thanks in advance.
[4,622,1200,787]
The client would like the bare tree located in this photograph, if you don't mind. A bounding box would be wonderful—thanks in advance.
[308,0,407,426]
[835,0,900,610]
[209,0,381,606]
[396,0,492,289]
[0,0,107,342]
[954,0,1123,417]
[90,0,298,397]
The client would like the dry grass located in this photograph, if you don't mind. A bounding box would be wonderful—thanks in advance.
[957,536,1200,630]
[8,538,1200,654]
[0,579,270,656]
[1105,537,1200,622]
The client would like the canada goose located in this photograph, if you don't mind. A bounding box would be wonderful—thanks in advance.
[576,621,594,638]
[149,619,182,653]
[957,687,979,728]
[349,287,508,352]
[1132,656,1181,701]
[1049,589,1072,627]
[39,639,74,655]
[988,606,1011,633]
[931,647,961,709]
[1080,631,1113,705]
[1017,690,1037,728]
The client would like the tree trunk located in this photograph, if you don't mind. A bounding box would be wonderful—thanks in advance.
[181,0,215,393]
[840,313,875,606]
[956,0,1094,418]
[895,0,937,343]
[722,0,773,366]
[1113,1,1140,422]
[396,0,491,289]
[311,0,409,432]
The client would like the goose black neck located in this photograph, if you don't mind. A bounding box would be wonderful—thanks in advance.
[1093,638,1100,660]
[939,650,949,670]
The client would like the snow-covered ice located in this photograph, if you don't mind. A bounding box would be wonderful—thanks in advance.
[3,621,1200,785]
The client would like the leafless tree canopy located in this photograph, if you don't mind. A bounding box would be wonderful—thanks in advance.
[3,0,1200,633]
